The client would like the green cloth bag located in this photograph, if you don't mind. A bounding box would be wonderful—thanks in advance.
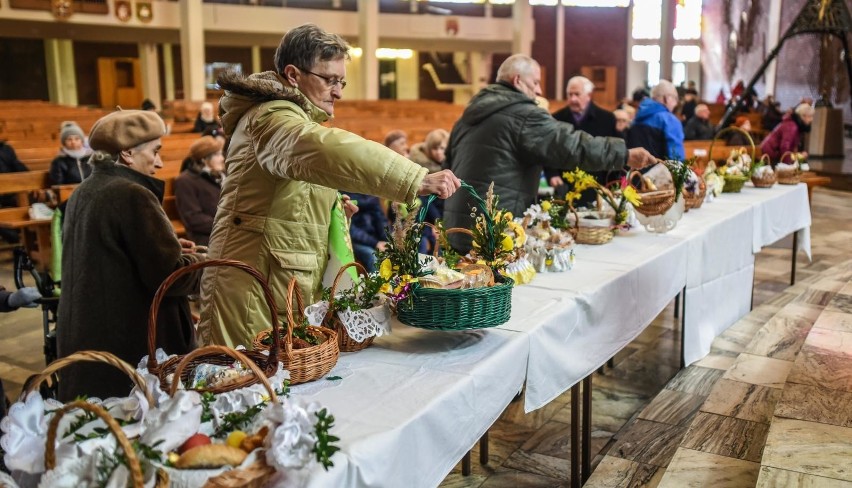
[322,193,359,290]
[50,207,62,295]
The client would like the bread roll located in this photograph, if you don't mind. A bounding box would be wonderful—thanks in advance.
[174,444,248,469]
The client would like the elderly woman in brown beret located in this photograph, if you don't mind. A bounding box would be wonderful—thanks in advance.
[175,136,225,246]
[57,109,206,401]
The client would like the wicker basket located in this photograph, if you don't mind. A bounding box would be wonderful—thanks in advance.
[709,127,754,193]
[776,152,801,184]
[628,169,675,216]
[323,261,376,352]
[22,350,154,406]
[751,154,777,188]
[397,183,513,330]
[253,279,339,385]
[46,401,169,488]
[572,209,614,245]
[684,178,706,210]
[166,347,277,488]
[146,259,280,394]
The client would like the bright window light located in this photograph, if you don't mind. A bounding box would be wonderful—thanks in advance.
[563,0,628,6]
[631,44,660,62]
[674,0,702,40]
[632,0,662,39]
[647,61,660,86]
[672,45,700,62]
[376,48,414,60]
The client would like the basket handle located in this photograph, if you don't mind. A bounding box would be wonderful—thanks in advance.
[418,181,488,225]
[778,151,801,166]
[323,261,370,324]
[284,279,308,359]
[147,259,280,376]
[22,351,153,407]
[759,154,771,166]
[429,225,474,258]
[627,170,652,192]
[46,401,145,488]
[708,126,755,164]
[167,345,278,402]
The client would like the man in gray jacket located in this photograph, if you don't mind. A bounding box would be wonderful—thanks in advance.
[444,54,655,252]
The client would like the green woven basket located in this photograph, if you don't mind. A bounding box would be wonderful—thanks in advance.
[722,174,748,193]
[396,182,514,330]
[397,275,514,330]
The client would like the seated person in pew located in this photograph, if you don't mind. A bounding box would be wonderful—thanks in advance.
[57,109,206,402]
[345,192,388,273]
[683,104,715,141]
[384,129,410,158]
[193,101,221,134]
[0,140,28,244]
[49,121,92,185]
[727,116,753,146]
[409,129,448,252]
[175,136,225,246]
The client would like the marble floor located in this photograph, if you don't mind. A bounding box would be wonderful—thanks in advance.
[0,188,849,488]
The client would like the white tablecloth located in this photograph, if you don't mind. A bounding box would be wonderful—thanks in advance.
[298,183,811,485]
[305,326,528,487]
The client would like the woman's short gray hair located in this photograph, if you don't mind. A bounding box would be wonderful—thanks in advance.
[794,103,815,117]
[496,54,539,83]
[274,23,350,74]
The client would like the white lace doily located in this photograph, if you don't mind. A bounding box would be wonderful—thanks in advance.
[305,298,392,343]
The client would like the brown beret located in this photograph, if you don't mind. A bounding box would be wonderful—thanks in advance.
[88,109,166,154]
[189,136,224,161]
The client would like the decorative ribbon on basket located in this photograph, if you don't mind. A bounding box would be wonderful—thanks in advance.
[776,151,802,185]
[311,261,391,353]
[396,182,514,330]
[146,259,280,394]
[751,154,777,188]
[253,279,339,385]
[709,126,754,193]
[43,401,170,488]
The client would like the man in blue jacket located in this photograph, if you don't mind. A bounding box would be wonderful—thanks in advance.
[627,79,685,161]
[346,192,388,273]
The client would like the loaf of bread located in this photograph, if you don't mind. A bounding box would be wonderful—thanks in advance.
[174,444,248,469]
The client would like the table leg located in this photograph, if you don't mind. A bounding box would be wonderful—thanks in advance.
[571,384,580,488]
[479,432,489,465]
[582,375,592,483]
[790,231,798,286]
[680,286,687,369]
[462,451,471,476]
[673,291,680,318]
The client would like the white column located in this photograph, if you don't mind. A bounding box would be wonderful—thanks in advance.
[179,0,206,102]
[764,0,782,96]
[512,0,533,56]
[358,0,379,100]
[44,39,78,106]
[397,51,420,101]
[138,42,161,108]
[659,0,675,82]
[251,45,262,74]
[555,4,565,100]
[469,51,487,94]
[163,43,176,101]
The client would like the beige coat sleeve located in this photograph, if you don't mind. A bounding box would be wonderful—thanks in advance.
[252,103,427,204]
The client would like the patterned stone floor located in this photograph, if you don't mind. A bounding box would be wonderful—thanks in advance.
[0,188,848,488]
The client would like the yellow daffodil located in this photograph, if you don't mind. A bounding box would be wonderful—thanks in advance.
[503,211,513,221]
[495,210,503,222]
[379,259,393,280]
[622,185,642,207]
[472,240,481,249]
[380,283,391,294]
[541,200,552,212]
[501,234,514,251]
[508,221,527,246]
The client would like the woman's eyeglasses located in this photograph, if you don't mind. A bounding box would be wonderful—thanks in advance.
[301,68,347,90]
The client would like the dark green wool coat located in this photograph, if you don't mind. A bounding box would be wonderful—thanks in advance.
[443,82,628,252]
[57,157,204,401]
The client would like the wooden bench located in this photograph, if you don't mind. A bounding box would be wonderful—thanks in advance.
[0,206,53,269]
[0,170,51,206]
